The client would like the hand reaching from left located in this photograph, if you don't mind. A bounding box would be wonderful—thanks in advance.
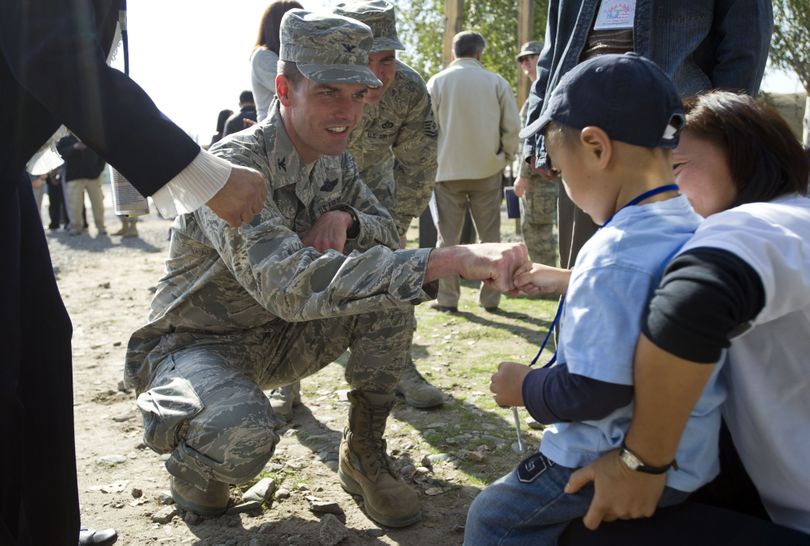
[206,165,267,227]
[458,243,530,293]
[423,243,529,292]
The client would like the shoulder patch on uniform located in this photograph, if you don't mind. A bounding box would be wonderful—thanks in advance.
[320,178,338,192]
[424,120,438,138]
[277,157,287,172]
[516,452,554,483]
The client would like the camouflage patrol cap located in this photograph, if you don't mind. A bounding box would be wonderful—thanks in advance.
[279,9,382,87]
[333,0,405,52]
[516,41,543,62]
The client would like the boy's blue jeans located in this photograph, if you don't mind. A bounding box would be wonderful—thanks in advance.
[464,452,688,546]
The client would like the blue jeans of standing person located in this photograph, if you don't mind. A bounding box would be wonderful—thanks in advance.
[464,452,689,546]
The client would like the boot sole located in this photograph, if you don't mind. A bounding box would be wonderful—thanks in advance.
[395,387,444,409]
[338,468,421,528]
[400,395,444,409]
[170,481,229,517]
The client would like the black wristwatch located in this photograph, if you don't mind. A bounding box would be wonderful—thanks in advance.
[332,205,360,239]
[618,441,678,474]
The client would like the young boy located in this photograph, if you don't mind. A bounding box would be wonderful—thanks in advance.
[463,53,725,545]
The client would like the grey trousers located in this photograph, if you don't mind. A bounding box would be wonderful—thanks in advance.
[65,177,105,233]
[135,308,414,490]
[434,172,503,309]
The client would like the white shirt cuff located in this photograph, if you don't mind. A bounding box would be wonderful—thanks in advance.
[151,149,232,218]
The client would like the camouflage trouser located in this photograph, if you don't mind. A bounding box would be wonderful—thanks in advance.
[521,175,559,266]
[134,308,414,490]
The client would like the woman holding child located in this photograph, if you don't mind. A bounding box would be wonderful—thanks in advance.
[559,91,810,544]
[465,52,717,546]
[467,87,810,544]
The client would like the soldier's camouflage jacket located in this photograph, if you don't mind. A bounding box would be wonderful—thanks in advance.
[347,60,438,236]
[124,106,435,393]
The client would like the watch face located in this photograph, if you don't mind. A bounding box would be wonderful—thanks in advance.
[620,448,642,470]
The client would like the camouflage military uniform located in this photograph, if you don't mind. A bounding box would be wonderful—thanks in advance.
[347,60,437,236]
[335,1,444,410]
[519,99,559,265]
[124,106,436,490]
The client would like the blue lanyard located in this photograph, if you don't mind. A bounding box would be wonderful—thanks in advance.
[529,183,679,369]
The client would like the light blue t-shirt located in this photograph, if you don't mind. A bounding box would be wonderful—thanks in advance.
[539,195,726,493]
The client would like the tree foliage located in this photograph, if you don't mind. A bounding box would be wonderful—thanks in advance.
[771,0,810,93]
[398,0,549,91]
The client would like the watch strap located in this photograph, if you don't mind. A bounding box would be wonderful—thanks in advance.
[619,441,678,474]
[332,205,360,239]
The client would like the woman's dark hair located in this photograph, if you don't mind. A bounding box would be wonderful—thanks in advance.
[682,91,808,205]
[255,1,303,54]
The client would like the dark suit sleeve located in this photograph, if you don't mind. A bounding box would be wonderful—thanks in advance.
[522,364,634,424]
[708,0,773,95]
[0,0,200,196]
[524,0,558,165]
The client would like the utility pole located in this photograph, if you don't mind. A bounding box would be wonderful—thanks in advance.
[517,0,534,107]
[443,0,463,67]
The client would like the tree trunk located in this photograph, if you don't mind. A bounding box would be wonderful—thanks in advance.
[443,0,463,67]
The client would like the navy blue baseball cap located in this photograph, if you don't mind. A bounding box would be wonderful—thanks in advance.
[519,53,684,148]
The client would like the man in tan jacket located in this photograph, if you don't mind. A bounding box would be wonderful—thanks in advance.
[427,31,521,312]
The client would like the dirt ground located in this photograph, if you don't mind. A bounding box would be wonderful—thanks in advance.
[46,194,554,545]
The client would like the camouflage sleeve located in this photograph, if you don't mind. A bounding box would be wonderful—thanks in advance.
[389,77,438,236]
[193,197,434,323]
[336,153,400,251]
[200,131,434,322]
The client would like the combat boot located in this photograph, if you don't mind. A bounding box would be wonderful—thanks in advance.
[111,218,129,236]
[338,390,420,527]
[170,476,230,516]
[268,380,302,422]
[122,219,139,238]
[395,357,444,409]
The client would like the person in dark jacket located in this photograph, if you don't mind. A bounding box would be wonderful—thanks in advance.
[56,134,107,235]
[0,0,266,544]
[223,90,258,137]
[46,168,70,230]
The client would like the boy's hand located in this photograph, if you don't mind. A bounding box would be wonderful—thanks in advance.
[425,243,529,292]
[513,262,571,296]
[490,362,531,407]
